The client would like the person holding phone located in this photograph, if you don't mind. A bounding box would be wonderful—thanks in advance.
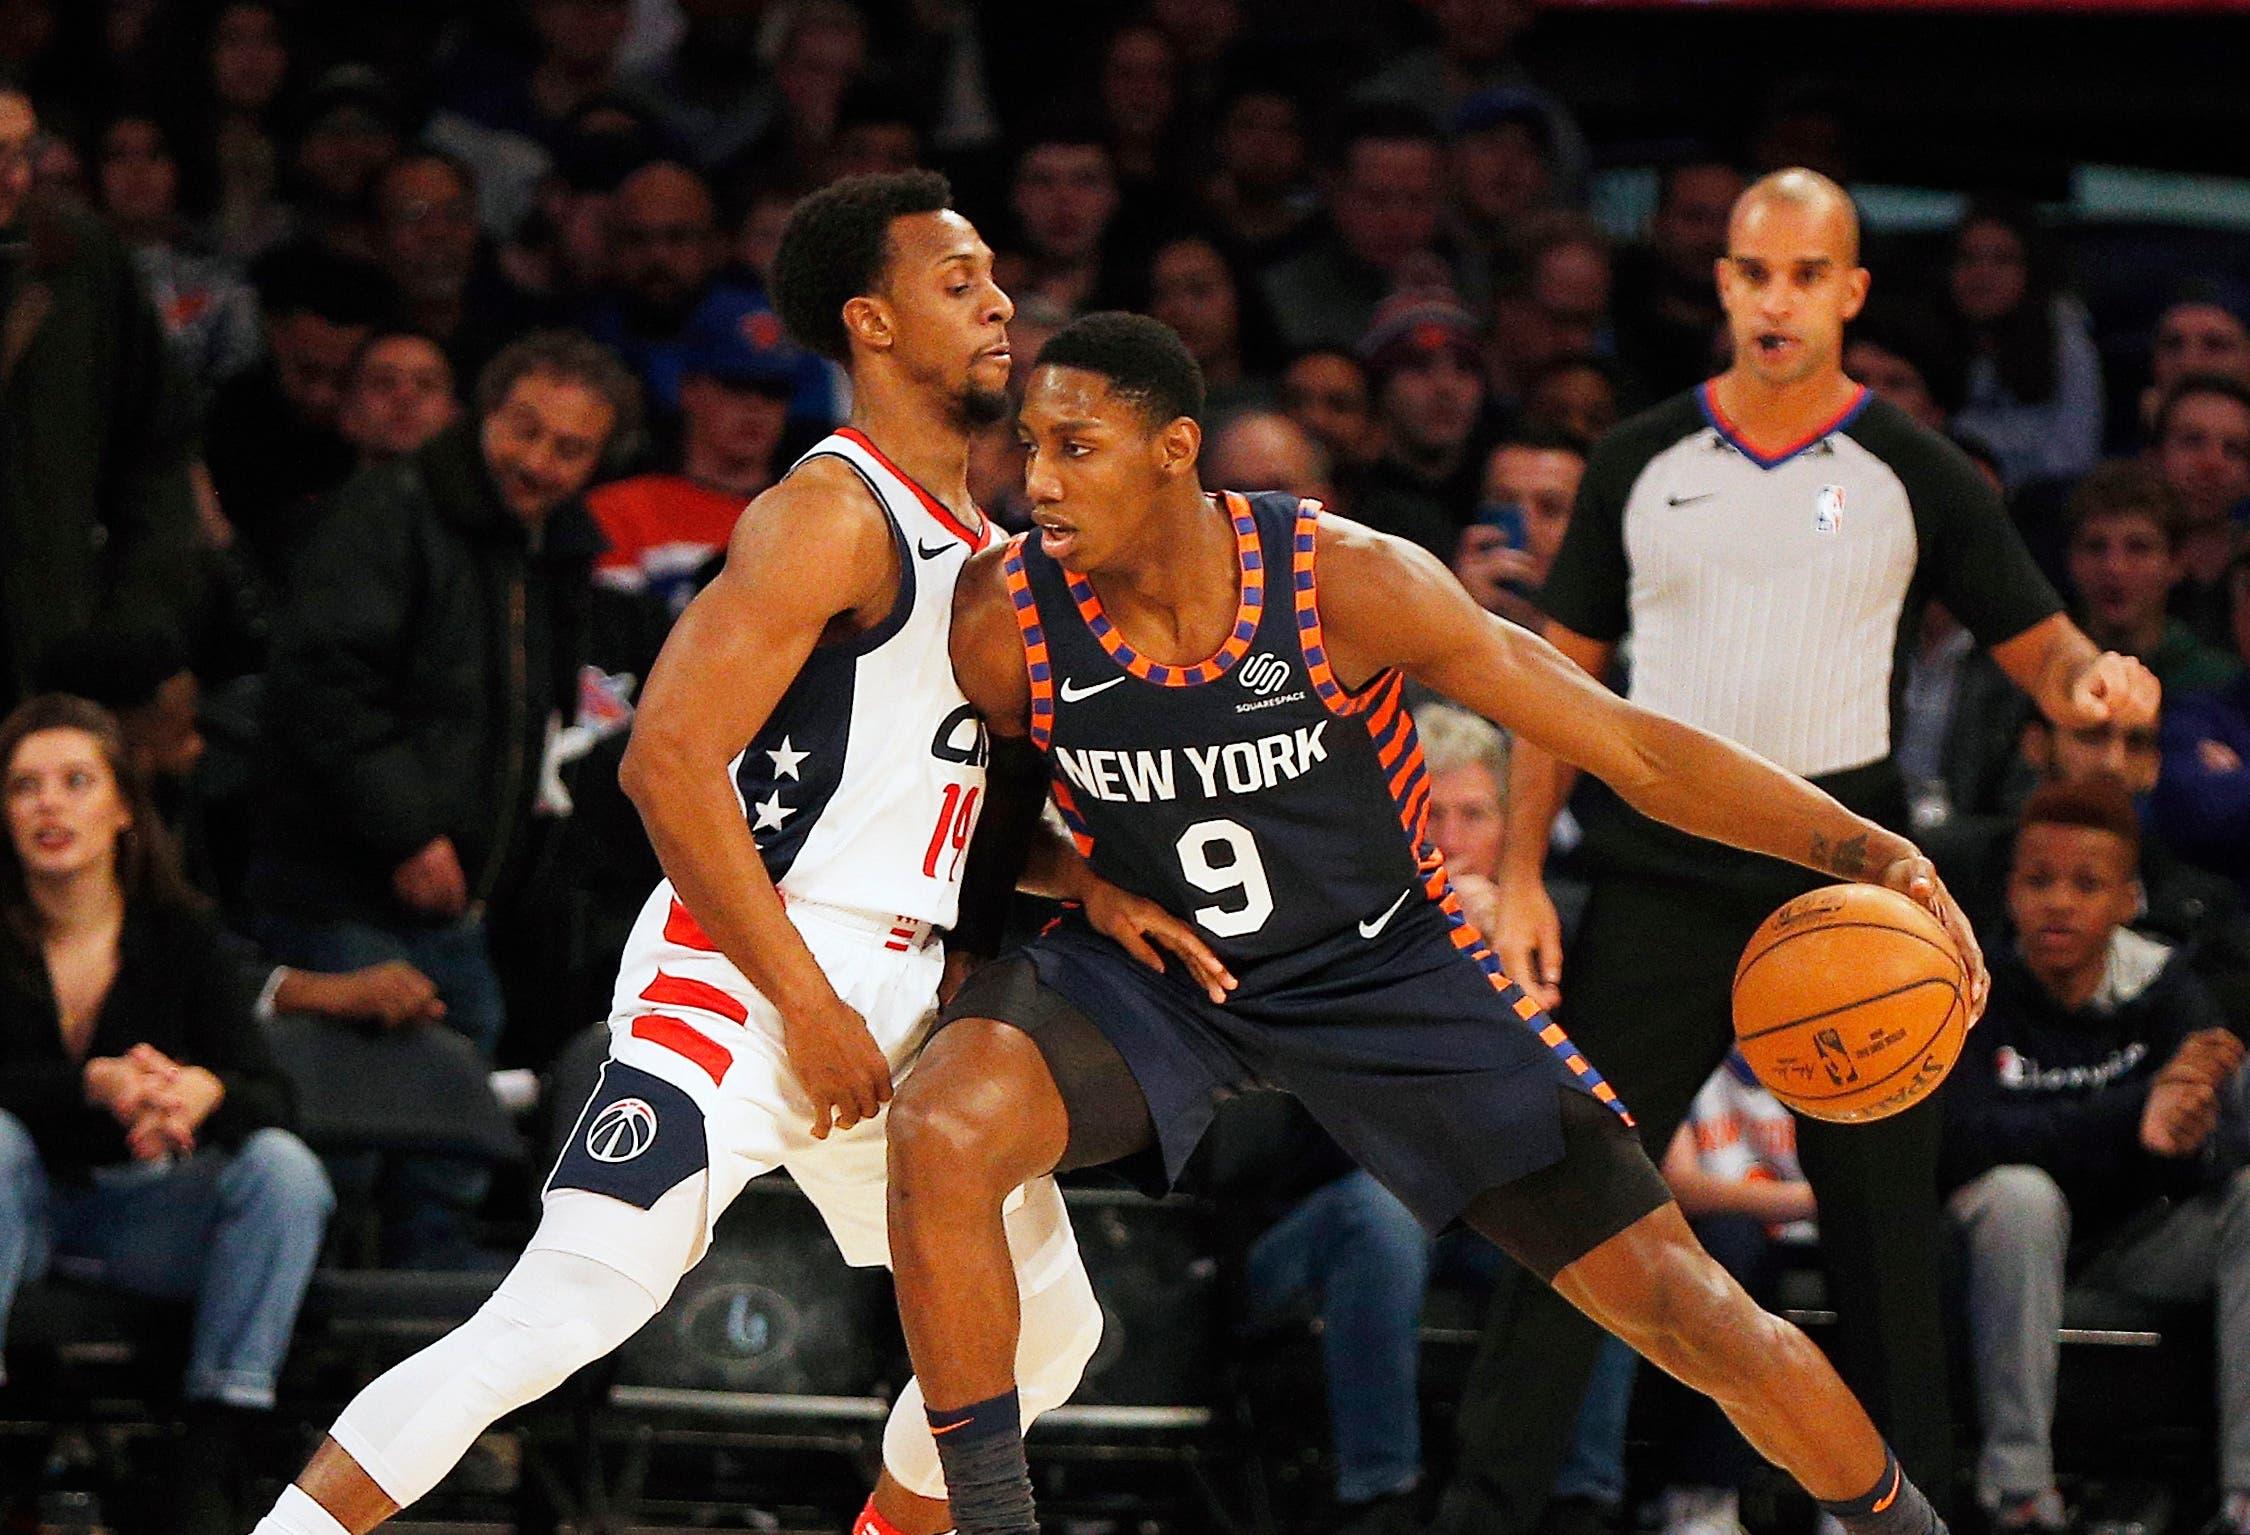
[1453,425,1588,628]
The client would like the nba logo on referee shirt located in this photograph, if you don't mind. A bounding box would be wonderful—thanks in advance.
[1814,484,1845,534]
[587,1097,658,1162]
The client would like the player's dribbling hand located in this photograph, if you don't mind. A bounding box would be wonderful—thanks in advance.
[781,994,892,1139]
[2066,651,2161,733]
[1878,855,1990,1026]
[1493,873,1563,1012]
[1080,881,1237,1004]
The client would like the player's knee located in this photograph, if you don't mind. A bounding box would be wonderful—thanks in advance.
[472,1256,658,1401]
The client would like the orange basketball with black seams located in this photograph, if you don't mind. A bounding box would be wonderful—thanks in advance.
[1732,883,1968,1124]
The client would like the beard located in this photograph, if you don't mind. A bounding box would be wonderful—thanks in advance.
[961,383,1012,428]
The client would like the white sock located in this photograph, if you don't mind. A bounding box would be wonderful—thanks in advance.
[254,1485,352,1535]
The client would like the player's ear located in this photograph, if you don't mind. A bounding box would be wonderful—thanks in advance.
[1156,415,1201,478]
[842,294,893,353]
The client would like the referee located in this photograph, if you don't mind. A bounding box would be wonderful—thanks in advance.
[1436,170,2160,1535]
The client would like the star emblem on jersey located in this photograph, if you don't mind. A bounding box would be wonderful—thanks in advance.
[766,737,807,780]
[1059,676,1126,702]
[586,1097,658,1162]
[1358,888,1412,939]
[751,791,796,832]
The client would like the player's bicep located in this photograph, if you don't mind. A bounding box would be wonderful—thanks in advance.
[949,547,1034,739]
[632,471,892,766]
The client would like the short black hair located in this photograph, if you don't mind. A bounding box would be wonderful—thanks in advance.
[1494,421,1589,460]
[475,329,643,461]
[1035,312,1207,426]
[771,169,953,362]
[2155,371,2250,443]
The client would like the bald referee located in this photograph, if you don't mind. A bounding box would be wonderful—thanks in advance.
[1436,170,2160,1535]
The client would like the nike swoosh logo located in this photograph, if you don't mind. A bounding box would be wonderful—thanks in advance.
[1872,1467,1902,1514]
[915,539,954,560]
[1667,492,1715,506]
[1058,676,1126,702]
[1358,889,1412,939]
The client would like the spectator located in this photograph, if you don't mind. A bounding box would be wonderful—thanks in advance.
[1354,294,1490,559]
[2150,374,2250,646]
[1281,346,1383,484]
[0,79,202,709]
[1452,425,1583,630]
[94,111,261,402]
[1653,1056,1820,1535]
[1612,161,1744,399]
[589,320,795,615]
[1941,199,2105,490]
[1203,409,1336,507]
[1098,22,1191,226]
[248,332,636,1264]
[617,0,771,172]
[2138,288,2250,439]
[192,0,297,261]
[1261,107,1448,354]
[440,0,629,159]
[338,330,462,467]
[583,158,839,432]
[750,0,872,188]
[373,149,557,382]
[1002,122,1129,320]
[1145,233,1281,421]
[2156,545,2250,901]
[1521,354,1620,447]
[2063,460,2239,697]
[732,180,801,291]
[1351,0,1587,193]
[1844,303,1953,432]
[1422,700,1512,931]
[1198,84,1316,265]
[203,240,393,591]
[0,693,333,1533]
[1485,210,1613,415]
[1943,778,2249,1535]
[282,65,408,264]
[822,84,922,183]
[1447,90,1559,309]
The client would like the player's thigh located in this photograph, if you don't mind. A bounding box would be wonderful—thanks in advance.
[1459,1088,1676,1287]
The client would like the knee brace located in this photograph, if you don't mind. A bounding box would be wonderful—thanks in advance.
[881,1255,1106,1501]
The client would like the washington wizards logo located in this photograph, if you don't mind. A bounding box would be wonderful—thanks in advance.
[587,1097,659,1163]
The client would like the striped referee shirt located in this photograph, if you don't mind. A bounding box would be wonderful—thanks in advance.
[1539,382,2060,827]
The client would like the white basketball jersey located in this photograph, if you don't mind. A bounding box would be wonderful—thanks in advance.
[727,427,992,927]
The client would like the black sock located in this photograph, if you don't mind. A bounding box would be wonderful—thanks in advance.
[1820,1448,1943,1535]
[927,1388,1036,1534]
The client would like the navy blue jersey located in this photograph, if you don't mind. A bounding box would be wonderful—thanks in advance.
[1005,491,1460,966]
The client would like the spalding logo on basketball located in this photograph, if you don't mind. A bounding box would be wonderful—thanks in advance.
[586,1097,659,1162]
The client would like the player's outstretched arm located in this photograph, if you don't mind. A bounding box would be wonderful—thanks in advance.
[1312,517,1988,1014]
[945,546,1237,1003]
[620,459,902,1136]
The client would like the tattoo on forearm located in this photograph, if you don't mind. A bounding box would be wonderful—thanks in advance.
[1811,831,1870,878]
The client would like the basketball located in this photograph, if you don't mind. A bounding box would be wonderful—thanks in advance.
[1732,884,1968,1124]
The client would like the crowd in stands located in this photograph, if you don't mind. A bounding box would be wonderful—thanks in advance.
[1,1,2248,1532]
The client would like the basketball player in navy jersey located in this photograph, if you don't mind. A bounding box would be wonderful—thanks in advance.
[880,312,1986,1535]
[250,178,1222,1535]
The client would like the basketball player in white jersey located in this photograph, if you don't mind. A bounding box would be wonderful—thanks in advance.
[250,171,1224,1535]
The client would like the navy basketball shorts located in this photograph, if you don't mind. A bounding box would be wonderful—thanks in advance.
[943,906,1672,1278]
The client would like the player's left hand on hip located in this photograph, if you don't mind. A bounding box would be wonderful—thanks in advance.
[1880,854,1989,1026]
[2070,651,2161,730]
[1082,882,1237,1004]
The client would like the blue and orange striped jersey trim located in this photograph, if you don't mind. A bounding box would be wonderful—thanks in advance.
[1002,536,1058,752]
[1061,492,1266,686]
[1291,498,1395,717]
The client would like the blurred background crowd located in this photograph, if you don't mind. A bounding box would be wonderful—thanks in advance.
[4,0,2250,1532]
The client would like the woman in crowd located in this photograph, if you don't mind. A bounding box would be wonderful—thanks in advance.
[0,695,332,1534]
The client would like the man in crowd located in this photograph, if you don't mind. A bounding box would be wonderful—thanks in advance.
[2150,375,2250,645]
[1263,109,1449,353]
[1944,778,2249,1535]
[1003,123,1129,320]
[2137,288,2250,439]
[339,331,462,469]
[2065,460,2239,698]
[249,331,638,1265]
[1612,161,1744,398]
[0,78,201,707]
[1202,410,1337,508]
[1353,294,1490,558]
[1485,213,1614,417]
[1453,426,1585,630]
[1281,347,1384,488]
[373,150,555,383]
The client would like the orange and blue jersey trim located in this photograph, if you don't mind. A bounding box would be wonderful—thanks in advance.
[1291,498,1395,717]
[1696,380,1870,470]
[1063,492,1265,686]
[1002,536,1058,751]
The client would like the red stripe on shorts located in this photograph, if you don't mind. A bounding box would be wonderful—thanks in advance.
[630,1014,732,1084]
[640,970,749,1025]
[664,898,718,951]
